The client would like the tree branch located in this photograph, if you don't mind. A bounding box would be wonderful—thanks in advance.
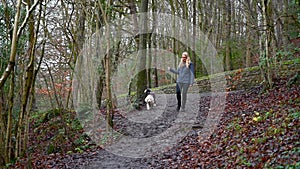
[17,0,40,37]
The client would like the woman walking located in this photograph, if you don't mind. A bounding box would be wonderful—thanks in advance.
[168,52,195,111]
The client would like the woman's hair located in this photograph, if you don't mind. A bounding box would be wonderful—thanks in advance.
[178,52,191,68]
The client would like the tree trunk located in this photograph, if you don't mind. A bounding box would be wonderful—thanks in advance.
[192,0,197,78]
[99,0,114,128]
[197,0,205,75]
[151,0,158,87]
[0,0,22,89]
[147,35,152,88]
[105,53,113,127]
[225,0,232,71]
[183,0,189,52]
[23,0,44,157]
[245,0,253,68]
[66,1,86,109]
[260,0,274,89]
[4,71,14,164]
[245,32,252,68]
[0,0,39,89]
[15,0,37,157]
[136,0,148,105]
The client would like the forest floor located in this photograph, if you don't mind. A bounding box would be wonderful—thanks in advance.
[10,76,299,169]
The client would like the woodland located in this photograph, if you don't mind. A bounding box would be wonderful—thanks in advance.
[0,0,299,168]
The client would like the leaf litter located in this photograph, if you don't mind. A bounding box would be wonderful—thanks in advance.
[10,77,299,168]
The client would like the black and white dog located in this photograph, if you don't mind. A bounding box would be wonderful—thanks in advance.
[144,88,156,110]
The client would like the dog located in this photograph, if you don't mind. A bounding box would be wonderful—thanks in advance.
[144,88,156,110]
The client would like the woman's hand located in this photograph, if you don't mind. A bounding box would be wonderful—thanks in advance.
[167,67,170,71]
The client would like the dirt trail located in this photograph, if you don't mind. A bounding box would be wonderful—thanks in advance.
[63,92,221,169]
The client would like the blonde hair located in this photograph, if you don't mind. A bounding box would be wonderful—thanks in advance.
[178,52,191,68]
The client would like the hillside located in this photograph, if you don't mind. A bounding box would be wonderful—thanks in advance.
[10,62,300,168]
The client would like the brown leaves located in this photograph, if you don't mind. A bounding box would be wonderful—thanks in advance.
[152,78,299,168]
[226,68,244,91]
[10,78,300,168]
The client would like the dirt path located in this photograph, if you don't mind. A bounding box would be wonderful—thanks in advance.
[62,92,221,169]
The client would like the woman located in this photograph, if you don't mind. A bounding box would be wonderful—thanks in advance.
[168,52,195,112]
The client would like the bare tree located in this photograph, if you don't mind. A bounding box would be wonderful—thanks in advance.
[0,0,39,165]
[0,0,39,88]
[225,0,232,71]
[136,0,148,105]
[260,0,274,89]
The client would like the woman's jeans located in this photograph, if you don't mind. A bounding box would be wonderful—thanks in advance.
[176,83,190,111]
